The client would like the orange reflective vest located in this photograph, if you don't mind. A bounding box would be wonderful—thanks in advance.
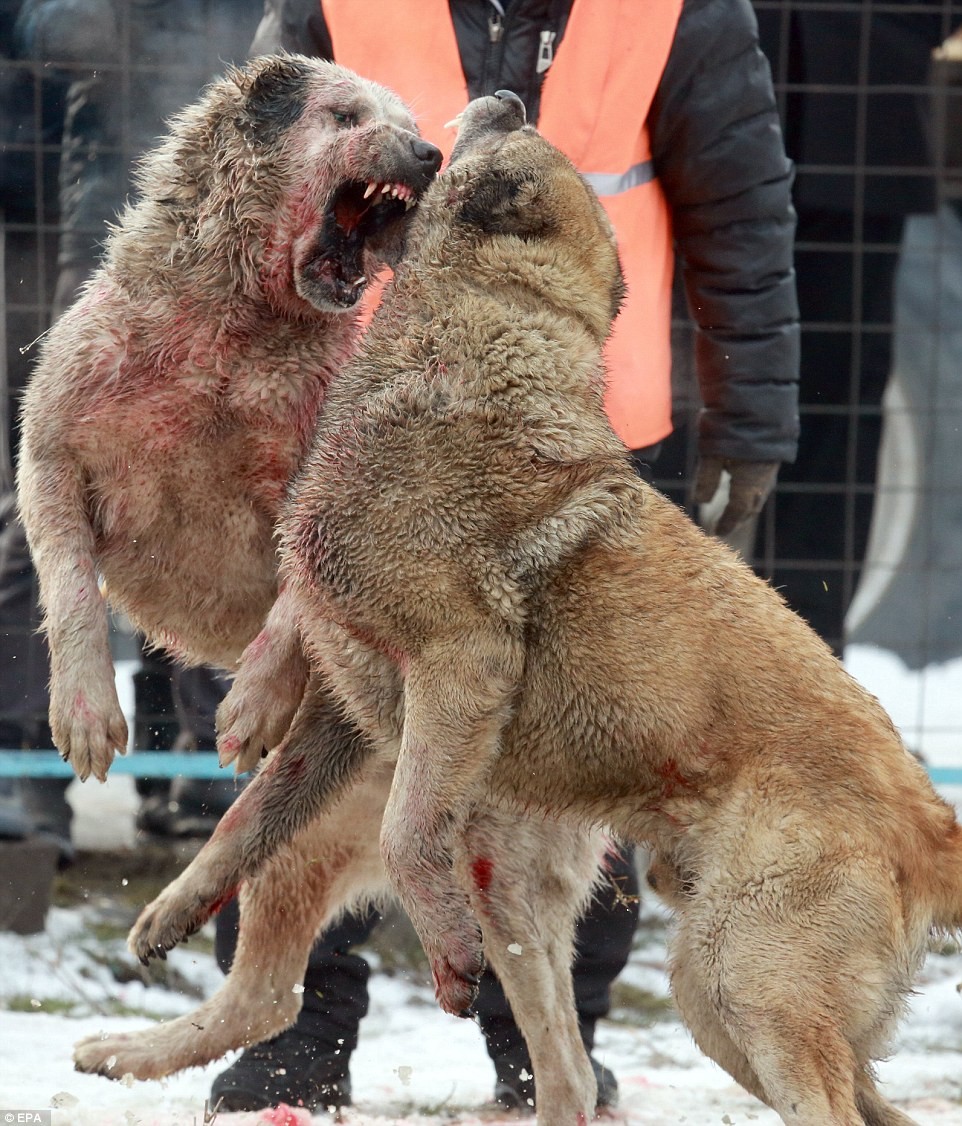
[324,0,681,449]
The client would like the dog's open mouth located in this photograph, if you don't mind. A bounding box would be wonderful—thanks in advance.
[299,178,422,309]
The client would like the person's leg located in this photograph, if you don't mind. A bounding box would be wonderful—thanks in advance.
[137,664,239,838]
[472,844,640,1110]
[211,895,380,1111]
[763,208,904,654]
[131,645,179,827]
[168,664,240,824]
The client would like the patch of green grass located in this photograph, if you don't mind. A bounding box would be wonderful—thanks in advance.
[99,999,172,1020]
[79,915,214,960]
[80,946,206,999]
[608,980,676,1025]
[85,919,133,944]
[928,936,962,957]
[6,994,78,1015]
[53,844,199,911]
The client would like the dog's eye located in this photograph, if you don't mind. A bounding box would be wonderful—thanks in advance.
[331,110,357,128]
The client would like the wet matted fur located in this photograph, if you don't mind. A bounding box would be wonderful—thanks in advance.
[113,94,962,1125]
[16,52,441,782]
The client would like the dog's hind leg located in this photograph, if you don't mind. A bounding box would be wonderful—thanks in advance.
[458,811,603,1124]
[73,759,393,1080]
[674,858,916,1126]
[679,944,865,1124]
[668,915,770,1108]
[673,946,867,1125]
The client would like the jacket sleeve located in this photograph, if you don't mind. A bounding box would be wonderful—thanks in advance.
[249,0,332,58]
[650,0,800,463]
[13,0,116,68]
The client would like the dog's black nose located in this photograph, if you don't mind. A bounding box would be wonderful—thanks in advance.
[411,138,443,172]
[494,90,526,125]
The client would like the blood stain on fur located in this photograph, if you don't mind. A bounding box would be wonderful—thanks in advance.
[471,855,494,910]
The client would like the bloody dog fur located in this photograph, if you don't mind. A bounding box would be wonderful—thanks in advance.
[15,52,441,783]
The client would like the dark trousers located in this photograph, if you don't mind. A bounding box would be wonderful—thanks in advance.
[762,209,904,653]
[215,844,640,1061]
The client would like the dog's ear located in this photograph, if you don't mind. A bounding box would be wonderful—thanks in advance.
[457,172,553,239]
[241,56,311,145]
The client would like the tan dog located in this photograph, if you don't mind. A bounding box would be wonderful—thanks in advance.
[222,93,959,1125]
[15,52,442,782]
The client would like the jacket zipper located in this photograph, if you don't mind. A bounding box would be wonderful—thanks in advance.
[483,1,507,92]
[482,1,560,110]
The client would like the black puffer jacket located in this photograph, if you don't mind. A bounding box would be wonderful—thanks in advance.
[252,0,800,464]
[15,0,263,276]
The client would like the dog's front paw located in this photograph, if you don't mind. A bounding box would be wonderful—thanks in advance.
[74,1030,142,1079]
[432,945,486,1017]
[128,880,233,964]
[217,677,298,775]
[429,923,485,1017]
[49,672,128,783]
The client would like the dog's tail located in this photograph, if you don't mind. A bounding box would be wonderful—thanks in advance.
[888,750,962,935]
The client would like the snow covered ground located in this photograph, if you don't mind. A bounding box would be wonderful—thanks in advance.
[1,645,961,1125]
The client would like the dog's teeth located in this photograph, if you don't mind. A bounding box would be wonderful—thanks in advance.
[363,181,378,199]
[379,184,391,196]
[405,198,416,211]
[444,113,463,129]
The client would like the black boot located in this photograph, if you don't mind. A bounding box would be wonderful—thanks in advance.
[475,844,639,1113]
[493,1050,619,1113]
[210,1026,353,1113]
[210,897,379,1111]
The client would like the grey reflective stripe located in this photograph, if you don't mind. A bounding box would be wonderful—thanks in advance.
[582,160,656,197]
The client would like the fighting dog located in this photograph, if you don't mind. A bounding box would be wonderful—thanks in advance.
[16,52,441,783]
[216,93,959,1125]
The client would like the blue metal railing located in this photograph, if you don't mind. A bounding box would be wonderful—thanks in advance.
[0,750,248,779]
[1,749,961,786]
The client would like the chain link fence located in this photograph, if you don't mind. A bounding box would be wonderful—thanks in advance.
[2,0,961,769]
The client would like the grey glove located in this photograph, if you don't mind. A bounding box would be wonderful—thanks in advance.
[693,457,780,538]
